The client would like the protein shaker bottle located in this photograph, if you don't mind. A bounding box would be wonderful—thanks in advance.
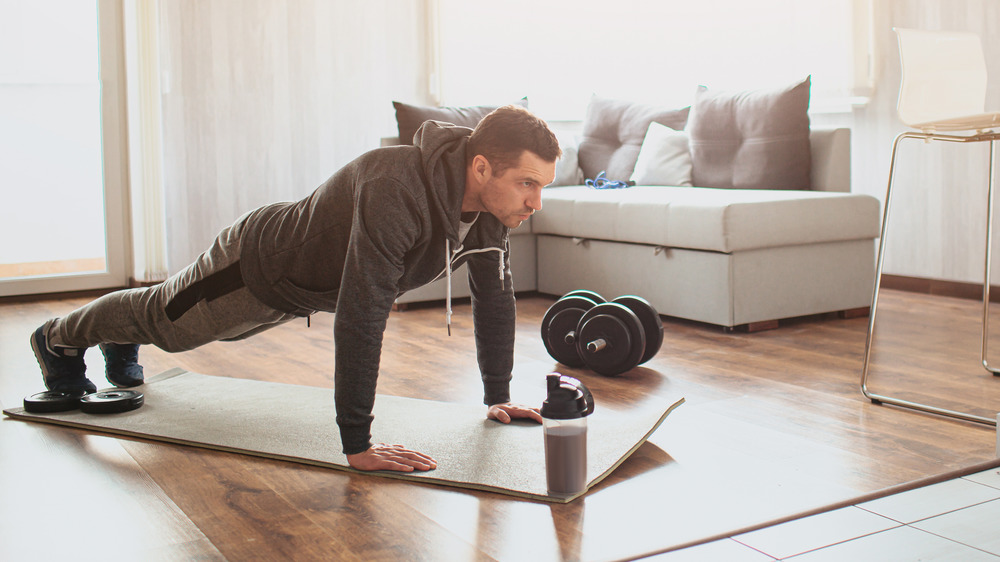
[541,372,595,496]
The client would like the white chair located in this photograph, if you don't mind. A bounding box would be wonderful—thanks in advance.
[861,28,1000,425]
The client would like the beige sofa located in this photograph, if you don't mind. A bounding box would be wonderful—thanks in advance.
[391,128,879,330]
[388,80,881,330]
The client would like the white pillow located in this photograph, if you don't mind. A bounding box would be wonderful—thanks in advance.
[550,135,584,186]
[630,122,693,186]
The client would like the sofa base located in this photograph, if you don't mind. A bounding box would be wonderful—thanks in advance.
[536,235,875,329]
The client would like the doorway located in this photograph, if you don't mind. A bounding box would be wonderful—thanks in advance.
[0,0,129,297]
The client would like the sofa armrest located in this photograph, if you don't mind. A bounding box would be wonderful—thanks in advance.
[381,136,401,147]
[809,128,851,192]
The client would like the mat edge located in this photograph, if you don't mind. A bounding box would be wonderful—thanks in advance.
[582,397,686,496]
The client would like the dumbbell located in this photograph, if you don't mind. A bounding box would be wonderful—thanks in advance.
[539,291,605,368]
[540,290,664,376]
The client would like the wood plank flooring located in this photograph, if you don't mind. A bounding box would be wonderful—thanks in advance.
[1,290,999,561]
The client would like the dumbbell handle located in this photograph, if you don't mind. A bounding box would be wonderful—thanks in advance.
[565,332,608,354]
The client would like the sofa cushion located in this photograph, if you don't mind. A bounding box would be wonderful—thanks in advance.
[577,96,689,183]
[630,123,693,186]
[392,99,528,145]
[533,185,880,253]
[687,77,812,190]
[550,134,584,187]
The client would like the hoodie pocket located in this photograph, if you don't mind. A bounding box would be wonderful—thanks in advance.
[272,279,339,313]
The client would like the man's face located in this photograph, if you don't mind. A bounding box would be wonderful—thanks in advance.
[480,151,556,229]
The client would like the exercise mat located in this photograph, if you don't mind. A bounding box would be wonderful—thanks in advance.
[3,368,684,503]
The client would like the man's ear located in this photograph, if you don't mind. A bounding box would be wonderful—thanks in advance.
[472,154,492,181]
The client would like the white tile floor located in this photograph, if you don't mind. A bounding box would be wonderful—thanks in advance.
[646,468,1000,561]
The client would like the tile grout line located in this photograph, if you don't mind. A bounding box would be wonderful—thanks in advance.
[738,479,1000,560]
[771,494,1000,560]
[773,524,1000,561]
[901,521,1000,560]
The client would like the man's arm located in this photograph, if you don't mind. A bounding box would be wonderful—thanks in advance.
[333,179,435,471]
[467,235,516,406]
[467,240,543,425]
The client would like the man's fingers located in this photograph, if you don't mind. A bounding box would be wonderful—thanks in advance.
[488,403,543,424]
[382,444,437,469]
[525,408,543,424]
[487,404,512,423]
[495,407,512,423]
[347,443,437,472]
[508,405,542,423]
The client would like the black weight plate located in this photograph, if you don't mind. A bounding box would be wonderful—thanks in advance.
[79,390,144,414]
[612,295,664,364]
[561,290,606,304]
[541,296,597,367]
[23,390,86,413]
[576,303,645,376]
[546,309,589,367]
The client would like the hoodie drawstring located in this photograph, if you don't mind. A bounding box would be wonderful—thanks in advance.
[497,249,505,287]
[446,239,453,336]
[442,241,506,336]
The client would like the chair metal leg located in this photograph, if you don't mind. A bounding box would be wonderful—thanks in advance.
[982,140,999,375]
[860,132,997,426]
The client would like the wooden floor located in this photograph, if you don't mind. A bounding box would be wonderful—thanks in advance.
[2,290,1000,561]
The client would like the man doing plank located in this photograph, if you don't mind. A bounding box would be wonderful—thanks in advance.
[31,105,561,472]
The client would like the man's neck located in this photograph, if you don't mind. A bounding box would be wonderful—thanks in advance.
[462,164,485,213]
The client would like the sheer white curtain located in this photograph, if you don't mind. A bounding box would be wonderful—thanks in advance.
[431,0,873,119]
[124,0,169,283]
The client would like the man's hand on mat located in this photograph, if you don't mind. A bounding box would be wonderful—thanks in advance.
[347,443,437,472]
[488,402,543,424]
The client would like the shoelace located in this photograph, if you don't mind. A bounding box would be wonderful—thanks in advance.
[586,171,634,190]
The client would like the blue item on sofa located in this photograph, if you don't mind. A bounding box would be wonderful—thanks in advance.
[586,171,634,190]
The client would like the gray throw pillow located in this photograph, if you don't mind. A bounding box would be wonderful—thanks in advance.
[393,99,528,145]
[577,97,690,182]
[687,76,812,190]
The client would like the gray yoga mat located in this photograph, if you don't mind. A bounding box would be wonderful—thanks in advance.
[3,368,684,503]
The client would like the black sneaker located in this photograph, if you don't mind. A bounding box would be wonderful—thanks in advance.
[99,343,144,388]
[30,322,96,394]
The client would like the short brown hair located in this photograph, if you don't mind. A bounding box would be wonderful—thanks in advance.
[467,105,561,176]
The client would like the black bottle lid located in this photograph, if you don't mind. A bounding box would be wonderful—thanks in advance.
[541,373,595,420]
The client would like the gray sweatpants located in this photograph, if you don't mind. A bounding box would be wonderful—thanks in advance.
[48,213,298,353]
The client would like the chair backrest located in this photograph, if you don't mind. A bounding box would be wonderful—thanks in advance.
[895,27,988,127]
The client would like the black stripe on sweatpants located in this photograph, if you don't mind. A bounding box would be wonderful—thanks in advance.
[165,261,245,322]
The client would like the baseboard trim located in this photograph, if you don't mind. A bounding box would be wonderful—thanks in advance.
[0,287,122,305]
[881,274,1000,303]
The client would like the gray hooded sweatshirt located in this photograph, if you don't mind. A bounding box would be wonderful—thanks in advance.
[239,121,515,454]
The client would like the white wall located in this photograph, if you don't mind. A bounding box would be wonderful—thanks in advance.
[830,0,1000,284]
[157,0,1000,286]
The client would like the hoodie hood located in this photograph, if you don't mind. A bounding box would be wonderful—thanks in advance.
[413,120,472,244]
[413,120,508,335]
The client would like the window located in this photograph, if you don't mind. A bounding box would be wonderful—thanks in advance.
[0,0,128,296]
